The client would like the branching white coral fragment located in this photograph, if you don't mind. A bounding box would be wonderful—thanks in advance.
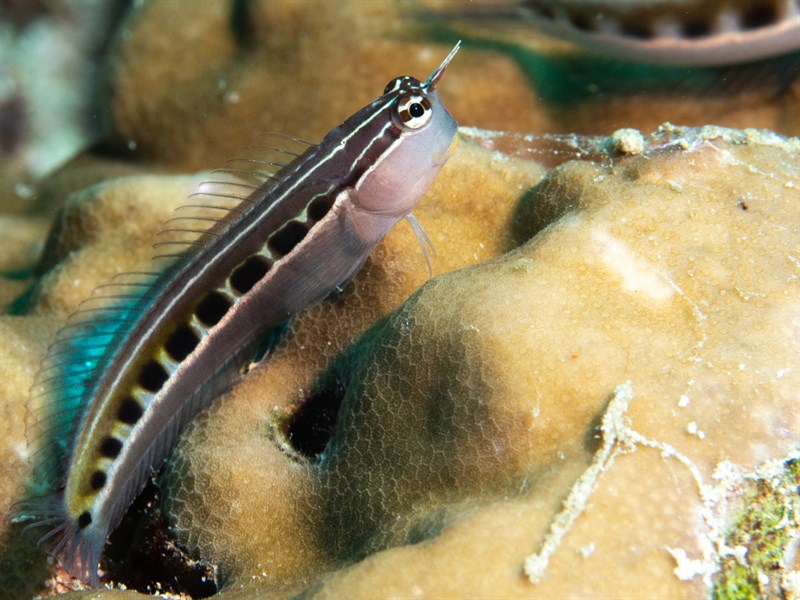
[523,381,720,586]
[524,381,635,583]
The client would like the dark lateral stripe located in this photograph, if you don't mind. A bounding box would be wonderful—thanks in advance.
[164,323,201,361]
[196,291,233,327]
[138,360,169,393]
[230,255,271,295]
[118,396,143,424]
[268,220,309,257]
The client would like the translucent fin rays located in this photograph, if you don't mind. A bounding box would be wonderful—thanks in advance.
[406,213,437,278]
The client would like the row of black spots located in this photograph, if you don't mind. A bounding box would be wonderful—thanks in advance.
[607,17,706,41]
[195,290,234,327]
[90,361,174,495]
[229,254,272,295]
[268,219,310,257]
[164,323,202,362]
[92,383,152,495]
[87,397,141,497]
[522,4,657,40]
[740,2,780,31]
[84,397,143,496]
[613,3,780,41]
[306,194,335,223]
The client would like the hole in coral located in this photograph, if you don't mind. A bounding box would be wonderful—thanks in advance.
[283,376,346,459]
[229,0,256,49]
[104,476,218,597]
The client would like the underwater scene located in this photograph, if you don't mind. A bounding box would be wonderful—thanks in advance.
[0,0,798,598]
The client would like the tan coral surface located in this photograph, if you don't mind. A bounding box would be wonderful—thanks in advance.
[156,127,799,599]
[6,127,794,599]
[99,0,798,174]
[1,0,799,598]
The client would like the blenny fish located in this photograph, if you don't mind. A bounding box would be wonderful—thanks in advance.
[21,42,460,586]
[428,0,800,65]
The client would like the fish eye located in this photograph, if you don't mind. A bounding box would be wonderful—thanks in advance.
[395,94,432,129]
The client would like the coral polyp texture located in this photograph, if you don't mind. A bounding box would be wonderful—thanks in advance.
[158,126,800,598]
[1,0,799,597]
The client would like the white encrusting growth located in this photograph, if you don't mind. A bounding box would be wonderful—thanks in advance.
[524,381,637,583]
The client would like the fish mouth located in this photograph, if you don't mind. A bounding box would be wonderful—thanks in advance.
[434,134,459,167]
[447,134,459,156]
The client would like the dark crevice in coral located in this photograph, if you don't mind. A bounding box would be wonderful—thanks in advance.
[104,476,218,598]
[582,391,614,454]
[230,0,256,50]
[284,376,346,459]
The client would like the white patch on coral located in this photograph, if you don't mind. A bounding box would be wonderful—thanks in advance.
[665,547,716,581]
[591,229,674,300]
[783,569,800,597]
[687,421,706,440]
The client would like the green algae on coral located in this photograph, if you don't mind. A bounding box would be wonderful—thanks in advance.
[712,457,800,600]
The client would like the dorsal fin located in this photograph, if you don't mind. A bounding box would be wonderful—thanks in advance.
[22,132,318,498]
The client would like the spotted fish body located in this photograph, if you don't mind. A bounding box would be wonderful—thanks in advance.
[432,0,800,65]
[25,43,460,585]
